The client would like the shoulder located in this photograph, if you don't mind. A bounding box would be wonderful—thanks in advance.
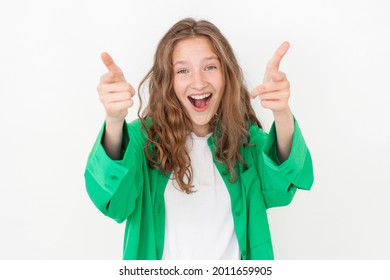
[248,122,267,144]
[127,118,143,131]
[125,118,151,146]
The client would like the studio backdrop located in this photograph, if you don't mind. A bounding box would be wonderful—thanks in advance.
[0,0,389,259]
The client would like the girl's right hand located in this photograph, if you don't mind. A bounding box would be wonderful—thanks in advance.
[97,52,135,123]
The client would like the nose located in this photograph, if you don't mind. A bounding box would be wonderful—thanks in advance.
[191,70,207,90]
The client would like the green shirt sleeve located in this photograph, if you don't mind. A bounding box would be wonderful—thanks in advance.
[250,118,314,208]
[84,120,145,223]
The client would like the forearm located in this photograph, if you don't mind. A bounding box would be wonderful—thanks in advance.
[273,108,294,163]
[102,117,125,160]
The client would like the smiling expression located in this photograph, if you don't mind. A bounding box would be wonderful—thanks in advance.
[172,36,225,137]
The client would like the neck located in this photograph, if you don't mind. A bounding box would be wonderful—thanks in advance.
[192,124,210,137]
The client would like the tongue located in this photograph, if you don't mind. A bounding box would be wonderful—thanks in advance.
[194,98,207,108]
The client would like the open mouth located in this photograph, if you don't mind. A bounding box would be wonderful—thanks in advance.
[188,93,212,109]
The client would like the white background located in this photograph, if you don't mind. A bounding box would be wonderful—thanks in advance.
[0,0,389,260]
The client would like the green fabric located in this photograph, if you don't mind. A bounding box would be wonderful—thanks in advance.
[84,118,313,260]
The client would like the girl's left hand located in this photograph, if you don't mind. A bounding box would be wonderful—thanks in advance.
[250,41,291,115]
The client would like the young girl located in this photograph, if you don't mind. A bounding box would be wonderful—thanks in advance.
[85,18,313,260]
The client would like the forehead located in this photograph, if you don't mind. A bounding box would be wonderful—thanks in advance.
[172,36,218,62]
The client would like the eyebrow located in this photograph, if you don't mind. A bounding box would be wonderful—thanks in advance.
[173,56,220,67]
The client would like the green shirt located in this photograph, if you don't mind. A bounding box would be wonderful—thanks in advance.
[84,118,313,259]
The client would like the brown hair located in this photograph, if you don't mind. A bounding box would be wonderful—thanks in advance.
[138,18,261,193]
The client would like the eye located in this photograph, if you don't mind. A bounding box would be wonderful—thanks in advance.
[205,65,217,71]
[177,69,189,74]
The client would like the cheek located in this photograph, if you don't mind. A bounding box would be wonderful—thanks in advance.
[214,79,225,106]
[172,79,180,98]
[215,76,225,95]
[213,72,224,91]
[173,79,186,99]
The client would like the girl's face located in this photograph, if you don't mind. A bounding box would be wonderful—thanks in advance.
[172,36,225,137]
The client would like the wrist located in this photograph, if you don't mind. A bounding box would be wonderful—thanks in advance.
[105,115,125,127]
[103,116,125,160]
[273,107,293,122]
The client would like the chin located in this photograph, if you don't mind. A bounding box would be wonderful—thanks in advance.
[191,115,212,125]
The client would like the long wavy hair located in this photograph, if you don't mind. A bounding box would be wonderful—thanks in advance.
[138,18,261,193]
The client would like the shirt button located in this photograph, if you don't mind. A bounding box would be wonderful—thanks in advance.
[235,211,241,216]
[110,175,118,181]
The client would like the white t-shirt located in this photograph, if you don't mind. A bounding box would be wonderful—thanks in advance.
[162,132,240,260]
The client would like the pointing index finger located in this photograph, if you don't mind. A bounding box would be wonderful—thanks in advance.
[266,41,290,72]
[101,52,123,75]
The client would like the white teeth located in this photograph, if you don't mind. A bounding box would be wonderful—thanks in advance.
[189,93,211,100]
